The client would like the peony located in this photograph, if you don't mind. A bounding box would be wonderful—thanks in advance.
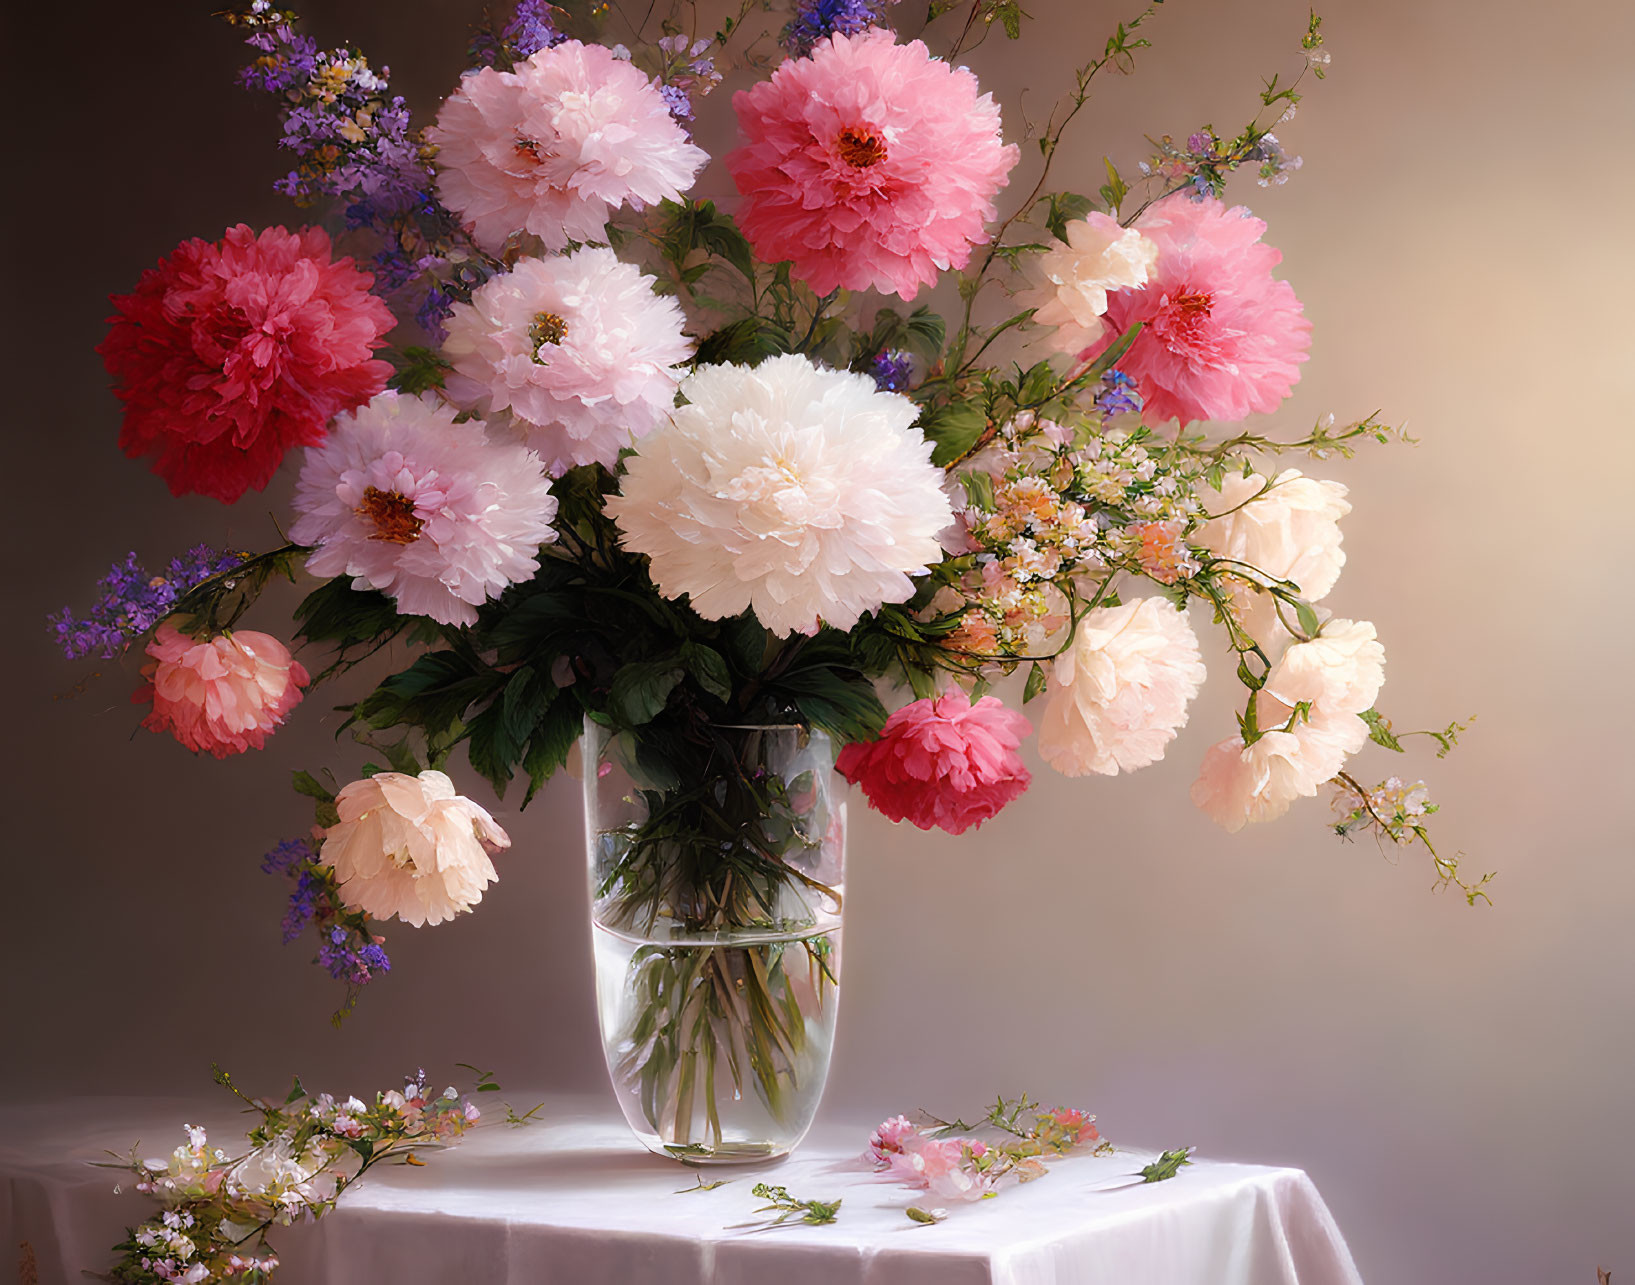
[884,1134,996,1203]
[100,225,394,504]
[428,41,707,254]
[727,29,1018,300]
[1191,704,1368,832]
[441,249,692,473]
[605,354,951,635]
[1264,618,1385,716]
[1037,596,1206,777]
[1092,196,1310,426]
[322,770,510,927]
[836,688,1031,835]
[290,391,559,627]
[1019,212,1159,355]
[136,625,309,759]
[1194,468,1349,640]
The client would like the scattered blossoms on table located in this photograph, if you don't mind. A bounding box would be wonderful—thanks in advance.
[102,1069,481,1285]
[53,0,1485,1016]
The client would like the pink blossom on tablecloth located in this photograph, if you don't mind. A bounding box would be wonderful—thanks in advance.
[864,1115,920,1166]
[836,688,1031,835]
[883,1134,996,1203]
[136,625,309,759]
[727,29,1018,299]
[1092,196,1310,426]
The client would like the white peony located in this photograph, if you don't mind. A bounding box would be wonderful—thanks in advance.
[322,770,510,927]
[1190,703,1368,832]
[290,391,559,627]
[1263,618,1385,716]
[1038,596,1206,776]
[442,249,693,474]
[605,354,953,636]
[1193,469,1350,641]
[1019,212,1159,355]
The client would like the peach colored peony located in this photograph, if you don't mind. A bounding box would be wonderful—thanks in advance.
[1191,703,1368,832]
[1019,212,1159,355]
[322,770,510,928]
[136,625,309,759]
[428,41,707,254]
[1194,468,1350,641]
[1093,196,1310,426]
[1038,597,1206,777]
[836,688,1031,835]
[727,29,1018,300]
[1264,618,1385,717]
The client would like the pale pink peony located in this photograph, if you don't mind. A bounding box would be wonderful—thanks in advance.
[727,29,1018,300]
[1038,597,1206,777]
[606,354,951,636]
[865,1115,920,1167]
[290,391,559,627]
[1092,196,1310,425]
[1019,213,1159,354]
[136,625,309,759]
[428,41,707,254]
[441,249,692,473]
[1264,618,1385,717]
[1191,703,1368,832]
[884,1135,996,1203]
[322,770,510,927]
[836,688,1031,835]
[1194,468,1350,641]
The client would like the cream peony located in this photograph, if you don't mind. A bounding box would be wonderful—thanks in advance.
[1264,618,1385,716]
[322,770,510,927]
[1038,596,1206,776]
[441,249,693,474]
[1019,212,1159,355]
[1193,469,1350,640]
[1191,704,1368,832]
[605,354,953,636]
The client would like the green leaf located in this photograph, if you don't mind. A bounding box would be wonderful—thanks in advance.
[1041,190,1095,242]
[920,401,988,467]
[355,652,496,740]
[382,737,423,775]
[1139,1147,1195,1183]
[681,641,733,703]
[608,659,685,727]
[523,694,584,805]
[386,345,452,395]
[1294,599,1322,638]
[294,577,406,651]
[292,769,335,806]
[1098,157,1130,212]
[285,1075,307,1104]
[1023,661,1048,703]
[1359,708,1404,752]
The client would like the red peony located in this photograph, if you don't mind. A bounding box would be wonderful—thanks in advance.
[100,224,395,503]
[836,689,1033,836]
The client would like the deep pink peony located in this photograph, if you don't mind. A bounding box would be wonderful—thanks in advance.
[136,625,310,758]
[727,30,1018,300]
[1092,196,1310,426]
[836,689,1031,835]
[100,225,395,503]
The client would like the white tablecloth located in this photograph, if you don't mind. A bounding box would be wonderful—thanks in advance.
[2,1095,1363,1284]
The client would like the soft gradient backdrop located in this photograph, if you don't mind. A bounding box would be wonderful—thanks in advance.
[6,2,1633,1282]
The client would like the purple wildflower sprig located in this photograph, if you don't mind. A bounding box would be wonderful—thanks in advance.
[469,0,567,71]
[51,546,250,661]
[782,0,901,57]
[263,837,390,1025]
[652,34,724,123]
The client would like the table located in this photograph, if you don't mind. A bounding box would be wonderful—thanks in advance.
[2,1094,1363,1284]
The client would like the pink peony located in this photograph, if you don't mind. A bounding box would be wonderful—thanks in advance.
[100,225,394,504]
[884,1134,996,1203]
[136,625,310,758]
[441,249,692,473]
[727,29,1018,300]
[865,1115,920,1167]
[836,688,1031,835]
[1092,197,1310,426]
[428,41,707,254]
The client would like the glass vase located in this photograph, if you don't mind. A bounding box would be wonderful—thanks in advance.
[583,719,845,1164]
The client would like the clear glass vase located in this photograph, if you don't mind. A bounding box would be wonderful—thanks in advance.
[583,719,845,1164]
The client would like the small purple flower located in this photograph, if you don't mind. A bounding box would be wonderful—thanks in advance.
[1096,369,1143,419]
[50,545,248,660]
[659,82,693,122]
[1186,130,1214,155]
[471,0,566,67]
[869,349,914,392]
[783,0,896,56]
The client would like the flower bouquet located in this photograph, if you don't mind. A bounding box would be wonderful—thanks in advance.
[55,0,1479,1163]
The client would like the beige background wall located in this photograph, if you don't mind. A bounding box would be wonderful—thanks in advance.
[6,2,1633,1281]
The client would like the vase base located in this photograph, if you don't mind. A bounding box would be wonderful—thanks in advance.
[654,1139,790,1167]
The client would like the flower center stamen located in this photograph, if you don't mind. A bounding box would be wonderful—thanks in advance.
[529,311,568,362]
[1170,290,1212,316]
[357,487,424,545]
[513,136,544,162]
[836,127,888,169]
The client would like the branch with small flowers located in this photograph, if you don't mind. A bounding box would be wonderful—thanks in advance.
[95,1067,485,1285]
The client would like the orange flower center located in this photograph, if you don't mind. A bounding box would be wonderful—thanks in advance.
[514,135,544,162]
[1170,290,1213,316]
[836,127,888,169]
[529,311,568,362]
[357,487,423,545]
